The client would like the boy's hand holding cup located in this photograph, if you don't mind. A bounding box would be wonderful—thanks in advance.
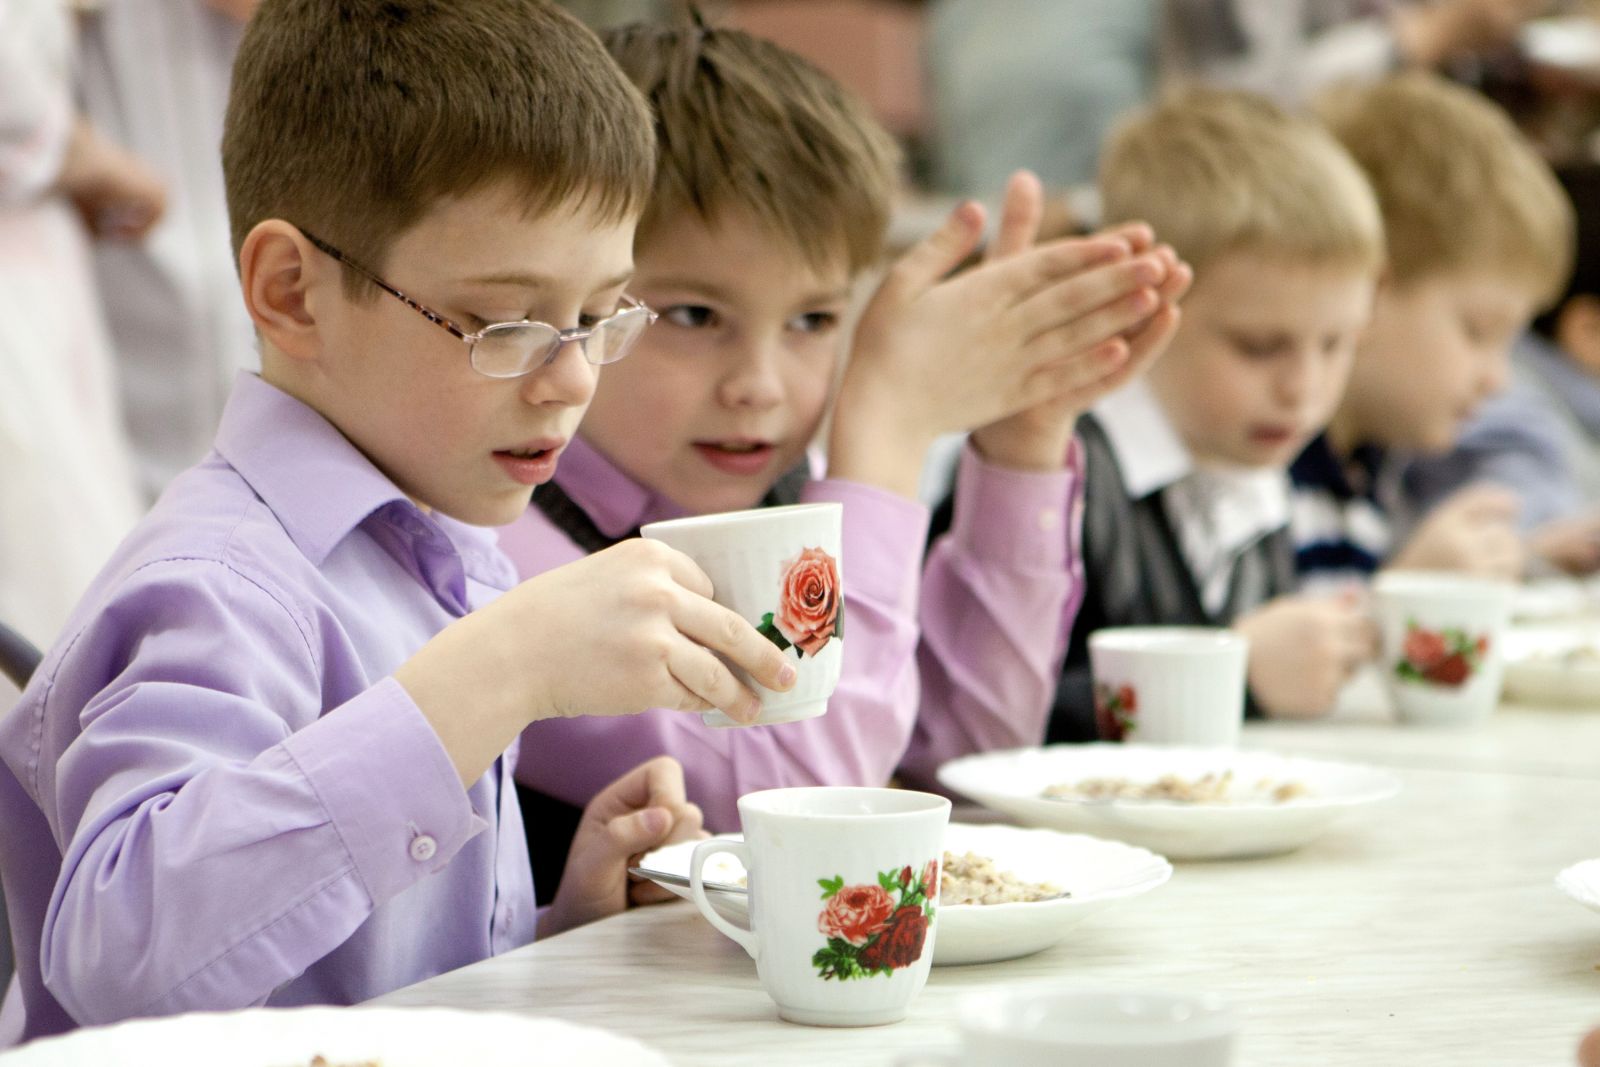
[642,503,843,727]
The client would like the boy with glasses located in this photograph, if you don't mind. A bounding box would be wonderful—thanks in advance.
[0,0,796,1043]
[498,20,1188,866]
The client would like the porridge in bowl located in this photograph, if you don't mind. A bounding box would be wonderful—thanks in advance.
[940,850,1064,905]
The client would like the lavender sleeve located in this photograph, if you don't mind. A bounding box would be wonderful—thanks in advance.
[510,482,927,830]
[898,440,1083,789]
[34,561,479,1024]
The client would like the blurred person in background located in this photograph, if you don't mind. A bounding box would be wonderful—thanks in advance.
[75,0,261,499]
[0,0,159,650]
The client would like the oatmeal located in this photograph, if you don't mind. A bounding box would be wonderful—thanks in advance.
[1042,770,1307,804]
[940,850,1064,905]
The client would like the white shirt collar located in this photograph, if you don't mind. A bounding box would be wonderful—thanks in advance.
[1093,379,1192,498]
[1094,379,1292,615]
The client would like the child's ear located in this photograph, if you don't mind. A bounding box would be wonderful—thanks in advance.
[238,220,324,365]
[1556,294,1600,377]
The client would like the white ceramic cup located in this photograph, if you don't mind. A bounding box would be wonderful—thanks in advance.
[1372,570,1514,726]
[902,989,1238,1067]
[689,786,950,1027]
[641,502,843,727]
[1087,627,1249,745]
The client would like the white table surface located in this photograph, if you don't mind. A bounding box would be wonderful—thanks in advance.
[1241,667,1600,780]
[377,760,1600,1065]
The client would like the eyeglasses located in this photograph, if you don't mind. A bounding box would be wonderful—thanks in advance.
[300,229,657,379]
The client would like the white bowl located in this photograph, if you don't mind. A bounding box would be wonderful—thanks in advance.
[638,822,1171,965]
[1501,625,1600,708]
[937,744,1401,860]
[1558,858,1600,916]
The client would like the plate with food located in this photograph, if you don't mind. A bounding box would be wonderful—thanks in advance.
[0,1006,667,1066]
[936,744,1401,860]
[1558,858,1600,917]
[635,822,1171,965]
[1501,624,1600,707]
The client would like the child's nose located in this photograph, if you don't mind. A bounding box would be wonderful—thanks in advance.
[716,337,784,409]
[520,341,598,408]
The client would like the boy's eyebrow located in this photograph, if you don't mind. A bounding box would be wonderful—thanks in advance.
[646,275,852,305]
[459,269,634,292]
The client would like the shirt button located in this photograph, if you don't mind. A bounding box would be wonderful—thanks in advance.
[1036,508,1060,532]
[409,834,438,862]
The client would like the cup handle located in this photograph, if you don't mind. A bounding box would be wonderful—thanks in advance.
[690,839,758,959]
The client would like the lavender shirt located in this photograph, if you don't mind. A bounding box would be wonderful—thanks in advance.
[498,436,1084,824]
[0,375,535,1046]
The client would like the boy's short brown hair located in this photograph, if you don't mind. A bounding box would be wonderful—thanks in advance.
[1317,72,1573,305]
[602,20,901,275]
[1099,86,1384,276]
[223,0,656,297]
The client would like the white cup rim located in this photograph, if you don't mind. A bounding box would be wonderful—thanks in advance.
[640,502,841,537]
[1089,626,1247,655]
[1372,570,1516,600]
[737,785,949,821]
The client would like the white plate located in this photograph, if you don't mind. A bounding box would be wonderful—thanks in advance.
[1511,578,1597,621]
[937,744,1401,860]
[0,1007,670,1066]
[1558,859,1600,916]
[638,823,1172,966]
[1501,624,1600,708]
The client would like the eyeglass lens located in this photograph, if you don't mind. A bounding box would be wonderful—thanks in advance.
[470,306,654,378]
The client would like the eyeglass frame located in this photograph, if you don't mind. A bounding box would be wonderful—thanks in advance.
[297,228,657,378]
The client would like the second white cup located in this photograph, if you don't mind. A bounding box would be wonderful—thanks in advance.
[1088,627,1249,745]
[641,502,843,727]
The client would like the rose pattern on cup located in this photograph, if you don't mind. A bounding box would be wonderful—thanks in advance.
[756,546,843,658]
[1094,682,1139,741]
[1394,621,1490,688]
[812,859,937,980]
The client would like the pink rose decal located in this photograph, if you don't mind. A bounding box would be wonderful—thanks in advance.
[756,546,843,658]
[817,883,894,946]
[1394,621,1489,689]
[814,861,938,980]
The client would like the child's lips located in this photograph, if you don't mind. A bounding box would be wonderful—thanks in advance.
[492,438,566,485]
[693,440,777,476]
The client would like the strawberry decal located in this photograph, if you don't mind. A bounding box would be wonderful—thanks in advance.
[1394,621,1489,688]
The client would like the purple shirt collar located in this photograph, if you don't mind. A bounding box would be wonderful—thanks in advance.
[215,373,515,591]
[553,434,689,539]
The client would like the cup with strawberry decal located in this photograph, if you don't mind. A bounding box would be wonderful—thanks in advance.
[1373,571,1514,725]
[688,786,950,1026]
[1088,627,1249,745]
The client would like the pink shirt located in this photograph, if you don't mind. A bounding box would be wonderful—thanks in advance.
[498,436,1084,827]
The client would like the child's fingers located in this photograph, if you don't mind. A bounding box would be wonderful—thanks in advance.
[675,594,797,695]
[881,199,986,298]
[979,233,1134,307]
[663,641,761,723]
[984,170,1044,263]
[1095,220,1156,253]
[1445,483,1522,521]
[1010,253,1167,342]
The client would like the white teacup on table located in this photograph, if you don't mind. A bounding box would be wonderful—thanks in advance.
[1088,627,1248,745]
[1372,571,1514,726]
[906,988,1239,1066]
[688,786,950,1027]
[641,502,842,727]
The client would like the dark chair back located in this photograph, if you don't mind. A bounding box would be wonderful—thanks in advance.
[0,621,41,691]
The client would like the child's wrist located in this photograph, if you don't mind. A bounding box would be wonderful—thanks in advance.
[970,417,1079,472]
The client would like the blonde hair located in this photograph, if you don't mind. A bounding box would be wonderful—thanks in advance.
[224,0,656,299]
[1317,72,1573,305]
[1099,86,1384,275]
[603,20,901,275]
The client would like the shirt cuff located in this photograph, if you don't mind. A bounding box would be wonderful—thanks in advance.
[283,676,485,904]
[803,478,929,615]
[948,439,1080,570]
